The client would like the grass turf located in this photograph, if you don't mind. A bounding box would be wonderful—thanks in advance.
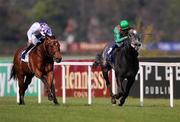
[0,97,180,122]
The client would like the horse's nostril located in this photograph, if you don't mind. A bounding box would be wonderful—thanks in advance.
[59,57,62,62]
[135,43,141,47]
[57,57,62,63]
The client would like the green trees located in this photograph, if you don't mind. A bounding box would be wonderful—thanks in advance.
[0,0,179,42]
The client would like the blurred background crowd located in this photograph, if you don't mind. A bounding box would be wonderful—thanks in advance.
[0,0,179,57]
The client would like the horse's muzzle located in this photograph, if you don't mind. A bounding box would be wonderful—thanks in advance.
[135,43,141,48]
[131,42,141,51]
[53,51,62,63]
[54,57,62,63]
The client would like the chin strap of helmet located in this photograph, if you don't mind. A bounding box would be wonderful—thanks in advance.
[117,24,123,33]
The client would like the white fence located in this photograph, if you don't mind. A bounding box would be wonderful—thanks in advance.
[58,62,93,105]
[1,61,180,107]
[139,62,180,108]
[59,61,180,107]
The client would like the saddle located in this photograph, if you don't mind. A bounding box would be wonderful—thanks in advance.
[103,41,126,66]
[102,44,114,65]
[21,46,35,62]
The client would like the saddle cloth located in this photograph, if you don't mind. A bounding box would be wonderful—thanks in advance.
[103,42,124,66]
[102,43,117,65]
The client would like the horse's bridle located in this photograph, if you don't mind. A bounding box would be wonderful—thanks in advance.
[44,37,61,62]
[128,29,142,51]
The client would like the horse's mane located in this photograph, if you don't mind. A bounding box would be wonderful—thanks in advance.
[35,35,56,47]
[46,35,56,39]
[115,38,130,53]
[116,37,138,58]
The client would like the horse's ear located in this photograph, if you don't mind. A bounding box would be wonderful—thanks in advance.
[51,35,56,39]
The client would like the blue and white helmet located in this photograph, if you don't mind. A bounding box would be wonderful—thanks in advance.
[39,22,53,36]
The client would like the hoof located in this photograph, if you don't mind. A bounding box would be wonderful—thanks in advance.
[18,102,25,105]
[115,94,120,99]
[118,103,123,106]
[54,102,59,105]
[48,97,53,101]
[53,99,59,105]
[115,93,123,99]
[18,99,25,105]
[111,98,116,104]
[48,95,54,101]
[118,101,124,106]
[119,98,125,106]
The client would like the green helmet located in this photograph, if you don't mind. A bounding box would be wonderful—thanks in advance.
[120,20,129,30]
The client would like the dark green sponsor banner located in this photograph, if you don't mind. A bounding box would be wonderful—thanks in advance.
[0,63,39,96]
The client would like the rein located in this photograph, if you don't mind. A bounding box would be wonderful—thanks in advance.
[38,38,53,59]
[42,40,50,57]
[41,37,60,60]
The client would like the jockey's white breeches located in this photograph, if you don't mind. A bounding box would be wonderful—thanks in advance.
[31,35,41,45]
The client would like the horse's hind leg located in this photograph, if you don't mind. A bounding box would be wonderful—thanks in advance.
[119,76,135,106]
[92,54,102,68]
[24,75,33,95]
[24,75,33,91]
[17,74,25,105]
[102,68,116,104]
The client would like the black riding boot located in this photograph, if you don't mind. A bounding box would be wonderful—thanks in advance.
[21,44,35,59]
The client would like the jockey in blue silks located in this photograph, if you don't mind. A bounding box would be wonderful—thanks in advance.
[21,22,53,61]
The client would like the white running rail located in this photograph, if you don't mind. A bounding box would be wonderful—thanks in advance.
[139,62,180,108]
[55,62,116,105]
[1,61,179,107]
[55,62,93,105]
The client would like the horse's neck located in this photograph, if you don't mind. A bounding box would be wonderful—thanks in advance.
[122,45,138,60]
[33,43,51,61]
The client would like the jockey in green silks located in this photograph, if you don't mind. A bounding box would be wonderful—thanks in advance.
[106,20,133,63]
[114,20,130,43]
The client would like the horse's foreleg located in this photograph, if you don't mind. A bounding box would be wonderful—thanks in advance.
[47,71,58,104]
[40,76,54,101]
[102,69,116,104]
[119,76,135,106]
[115,74,124,100]
[51,84,58,104]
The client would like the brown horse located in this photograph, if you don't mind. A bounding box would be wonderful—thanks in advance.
[10,36,62,105]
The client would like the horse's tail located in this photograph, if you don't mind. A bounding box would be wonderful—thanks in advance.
[92,53,103,68]
[9,64,16,80]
